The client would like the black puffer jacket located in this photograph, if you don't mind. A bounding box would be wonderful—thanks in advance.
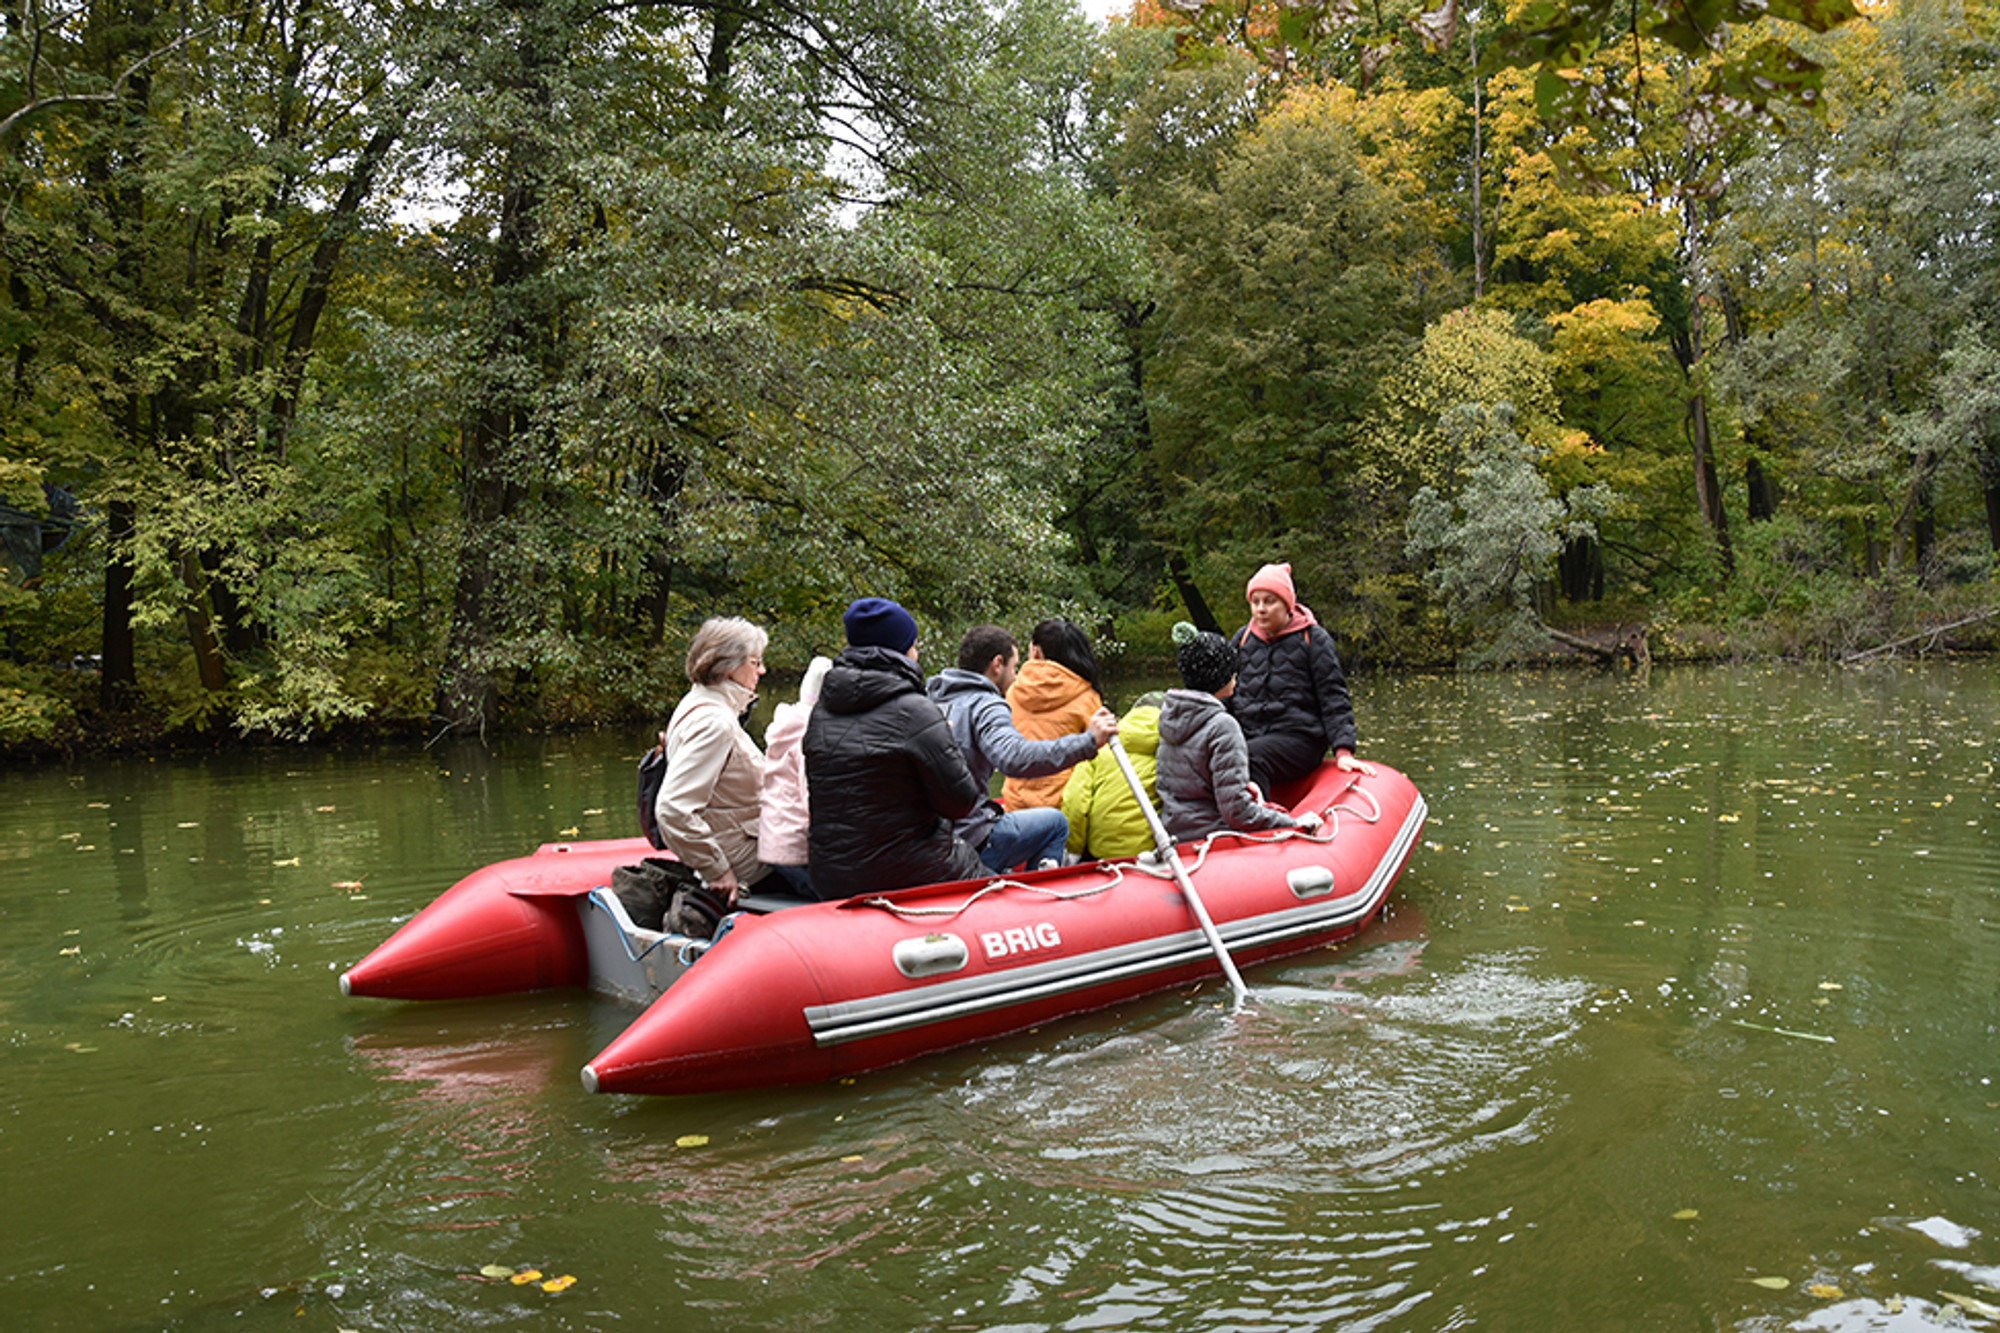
[1228,623,1357,755]
[803,645,985,896]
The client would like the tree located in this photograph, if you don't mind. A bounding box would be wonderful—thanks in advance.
[1405,402,1615,661]
[0,0,428,733]
[1711,0,2000,580]
[1141,82,1457,628]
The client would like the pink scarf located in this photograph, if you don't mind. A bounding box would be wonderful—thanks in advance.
[1246,601,1319,643]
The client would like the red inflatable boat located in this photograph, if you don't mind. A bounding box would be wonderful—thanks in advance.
[341,761,1426,1096]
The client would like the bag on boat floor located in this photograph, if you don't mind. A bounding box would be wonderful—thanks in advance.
[604,856,716,928]
[666,880,730,940]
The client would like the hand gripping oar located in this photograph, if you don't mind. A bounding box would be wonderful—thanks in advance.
[1104,734,1250,1009]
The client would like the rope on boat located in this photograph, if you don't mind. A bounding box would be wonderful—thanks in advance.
[858,868,1125,921]
[857,780,1387,921]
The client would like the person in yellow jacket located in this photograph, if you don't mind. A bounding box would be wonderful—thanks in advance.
[1002,618,1105,810]
[1060,693,1165,861]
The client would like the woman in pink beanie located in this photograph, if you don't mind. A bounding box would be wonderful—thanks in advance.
[1228,562,1372,795]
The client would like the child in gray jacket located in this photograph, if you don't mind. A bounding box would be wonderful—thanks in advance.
[1156,622,1320,842]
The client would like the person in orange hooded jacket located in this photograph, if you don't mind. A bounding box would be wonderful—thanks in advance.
[1001,618,1106,810]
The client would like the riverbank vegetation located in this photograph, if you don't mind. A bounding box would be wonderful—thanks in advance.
[2,0,1995,752]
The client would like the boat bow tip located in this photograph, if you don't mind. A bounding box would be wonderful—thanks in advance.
[580,1063,601,1095]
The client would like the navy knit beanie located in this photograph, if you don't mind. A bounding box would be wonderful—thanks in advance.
[1173,621,1238,694]
[843,597,919,653]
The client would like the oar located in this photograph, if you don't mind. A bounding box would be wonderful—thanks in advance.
[1104,733,1251,1009]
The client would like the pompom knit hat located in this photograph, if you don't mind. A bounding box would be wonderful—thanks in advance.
[843,597,919,652]
[1246,562,1297,612]
[1172,620,1239,694]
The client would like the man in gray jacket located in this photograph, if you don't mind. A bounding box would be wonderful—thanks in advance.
[926,625,1117,871]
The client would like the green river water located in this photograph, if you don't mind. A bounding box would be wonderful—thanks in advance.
[3,662,1996,1332]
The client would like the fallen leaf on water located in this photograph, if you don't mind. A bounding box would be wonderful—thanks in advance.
[1750,1276,1789,1290]
[1716,813,1740,823]
[541,1275,576,1292]
[841,1154,864,1162]
[1672,1209,1699,1220]
[1943,1292,2000,1318]
[581,808,604,816]
[1885,1296,1904,1314]
[316,805,336,812]
[1818,982,1843,991]
[332,881,364,890]
[675,1134,709,1148]
[58,946,81,956]
[178,822,198,828]
[65,1042,96,1052]
[558,827,580,837]
[151,995,166,1002]
[509,1269,543,1285]
[479,1264,513,1278]
[272,857,299,867]
[1806,1283,1843,1299]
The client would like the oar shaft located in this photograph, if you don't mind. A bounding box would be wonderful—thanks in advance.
[1105,734,1250,1005]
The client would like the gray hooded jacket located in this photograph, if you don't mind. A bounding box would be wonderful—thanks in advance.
[1156,688,1306,842]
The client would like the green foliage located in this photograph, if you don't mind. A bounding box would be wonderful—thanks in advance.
[2,0,1997,752]
[1405,404,1617,663]
[1143,81,1456,622]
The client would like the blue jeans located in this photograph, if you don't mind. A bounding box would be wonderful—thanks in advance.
[978,807,1069,873]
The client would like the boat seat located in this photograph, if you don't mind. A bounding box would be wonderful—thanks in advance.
[735,890,818,915]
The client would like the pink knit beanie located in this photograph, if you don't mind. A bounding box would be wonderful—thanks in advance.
[1246,562,1297,613]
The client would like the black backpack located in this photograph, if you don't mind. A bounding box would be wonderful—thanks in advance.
[609,856,727,938]
[636,730,669,850]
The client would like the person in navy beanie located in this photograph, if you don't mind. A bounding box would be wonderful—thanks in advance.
[800,598,985,896]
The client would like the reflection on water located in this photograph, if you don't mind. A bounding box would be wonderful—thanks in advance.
[2,663,1998,1332]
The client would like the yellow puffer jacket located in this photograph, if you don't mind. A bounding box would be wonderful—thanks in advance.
[1060,702,1162,861]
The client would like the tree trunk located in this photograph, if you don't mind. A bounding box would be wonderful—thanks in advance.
[99,498,137,709]
[1676,202,1733,577]
[1168,552,1221,634]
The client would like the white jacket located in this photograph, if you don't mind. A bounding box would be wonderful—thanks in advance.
[655,679,767,889]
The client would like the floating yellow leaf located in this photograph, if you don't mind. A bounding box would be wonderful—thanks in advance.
[509,1269,543,1285]
[1672,1209,1699,1220]
[317,805,336,812]
[59,946,81,956]
[151,995,166,1002]
[1806,1283,1843,1299]
[1751,1276,1789,1290]
[1717,813,1741,823]
[1818,982,1843,991]
[675,1134,709,1148]
[1943,1292,2000,1318]
[178,821,198,828]
[558,827,580,837]
[272,856,299,867]
[841,1154,864,1162]
[479,1264,514,1278]
[332,881,364,890]
[541,1275,576,1292]
[581,808,605,816]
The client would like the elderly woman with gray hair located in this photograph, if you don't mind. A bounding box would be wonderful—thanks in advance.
[654,616,778,905]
